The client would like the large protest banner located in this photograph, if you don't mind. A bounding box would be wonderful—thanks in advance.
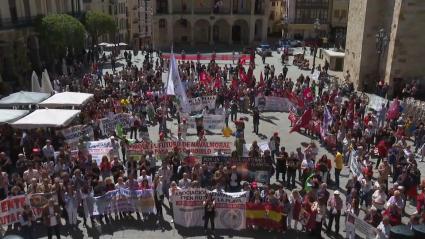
[211,191,248,230]
[255,96,293,112]
[368,93,388,111]
[172,188,207,227]
[92,188,155,216]
[243,141,270,157]
[86,139,113,165]
[172,189,248,230]
[183,114,225,130]
[201,156,271,183]
[188,96,217,112]
[346,212,377,239]
[0,193,56,226]
[99,113,132,136]
[59,124,94,149]
[128,141,232,156]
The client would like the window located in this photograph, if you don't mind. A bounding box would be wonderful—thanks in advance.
[159,19,166,28]
[270,11,275,20]
[341,10,347,18]
[8,0,18,22]
[334,10,339,18]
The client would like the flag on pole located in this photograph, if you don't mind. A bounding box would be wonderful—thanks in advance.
[31,71,41,92]
[239,67,248,83]
[320,106,333,139]
[169,53,190,113]
[41,70,54,94]
[290,108,313,133]
[165,63,175,95]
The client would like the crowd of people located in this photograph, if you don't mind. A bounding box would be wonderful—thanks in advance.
[0,46,424,239]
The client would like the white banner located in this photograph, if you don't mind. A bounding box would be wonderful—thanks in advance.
[188,96,217,112]
[86,139,112,165]
[346,212,377,238]
[368,94,388,111]
[182,114,225,130]
[349,150,363,180]
[99,113,132,136]
[255,96,292,112]
[172,189,248,230]
[59,124,94,149]
[243,141,270,156]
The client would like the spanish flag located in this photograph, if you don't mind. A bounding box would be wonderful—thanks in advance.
[246,203,282,230]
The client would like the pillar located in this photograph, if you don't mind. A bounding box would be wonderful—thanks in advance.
[261,18,267,42]
[168,0,173,14]
[190,25,195,45]
[229,25,233,44]
[209,25,214,45]
[251,0,255,15]
[249,18,255,44]
[230,0,233,15]
[167,18,174,45]
[191,0,194,14]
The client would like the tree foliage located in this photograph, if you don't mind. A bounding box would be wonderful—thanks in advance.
[84,11,117,45]
[39,14,86,57]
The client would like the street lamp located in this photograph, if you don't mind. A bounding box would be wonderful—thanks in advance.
[375,28,388,92]
[311,18,320,74]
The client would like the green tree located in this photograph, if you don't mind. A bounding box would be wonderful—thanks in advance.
[84,11,117,46]
[38,14,86,59]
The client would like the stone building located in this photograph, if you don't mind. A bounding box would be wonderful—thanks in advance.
[128,0,153,49]
[0,0,83,90]
[151,0,270,49]
[343,0,425,97]
[268,0,285,36]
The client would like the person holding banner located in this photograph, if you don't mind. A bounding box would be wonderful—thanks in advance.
[42,199,62,239]
[19,204,34,239]
[153,175,164,223]
[203,193,216,234]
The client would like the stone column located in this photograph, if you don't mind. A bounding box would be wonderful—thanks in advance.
[230,0,233,15]
[167,17,174,45]
[251,0,255,15]
[190,24,195,45]
[249,18,255,44]
[168,0,173,14]
[191,0,194,14]
[209,25,214,45]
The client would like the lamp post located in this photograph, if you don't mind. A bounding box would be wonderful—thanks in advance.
[282,16,289,40]
[311,18,320,74]
[375,28,388,92]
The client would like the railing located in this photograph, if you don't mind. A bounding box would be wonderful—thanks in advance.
[0,17,36,30]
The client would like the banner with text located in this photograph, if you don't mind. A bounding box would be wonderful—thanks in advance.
[183,114,225,130]
[92,188,155,216]
[128,141,232,156]
[59,124,94,149]
[188,96,217,112]
[100,113,132,136]
[86,139,113,165]
[172,189,248,230]
[255,96,293,112]
[201,156,271,183]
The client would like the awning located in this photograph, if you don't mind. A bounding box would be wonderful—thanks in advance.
[11,109,80,129]
[0,109,30,124]
[0,91,51,106]
[38,92,94,108]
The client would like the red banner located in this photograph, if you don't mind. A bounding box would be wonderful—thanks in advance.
[161,53,251,63]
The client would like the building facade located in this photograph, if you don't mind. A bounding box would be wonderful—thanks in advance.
[329,0,348,48]
[343,0,425,97]
[152,0,270,49]
[128,0,153,49]
[268,0,285,36]
[0,0,83,90]
[286,0,331,40]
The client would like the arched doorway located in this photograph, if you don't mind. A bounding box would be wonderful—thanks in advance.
[213,19,231,43]
[232,19,249,44]
[193,19,210,44]
[254,19,263,41]
[173,18,191,44]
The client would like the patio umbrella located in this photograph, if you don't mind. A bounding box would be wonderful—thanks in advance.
[41,70,54,94]
[31,71,41,92]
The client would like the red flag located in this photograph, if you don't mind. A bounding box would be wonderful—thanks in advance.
[214,75,222,88]
[199,71,211,86]
[303,87,314,102]
[231,78,238,90]
[240,57,247,65]
[287,91,305,108]
[239,67,249,83]
[386,98,400,120]
[290,108,313,133]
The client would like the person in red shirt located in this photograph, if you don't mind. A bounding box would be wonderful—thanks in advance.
[99,156,112,180]
[416,180,425,214]
[376,140,388,169]
[383,203,402,226]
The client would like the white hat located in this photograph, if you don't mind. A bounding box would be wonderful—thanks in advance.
[334,190,340,195]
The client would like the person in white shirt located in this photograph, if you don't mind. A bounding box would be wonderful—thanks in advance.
[137,169,152,187]
[376,216,391,239]
[23,162,41,185]
[178,173,192,189]
[168,181,181,223]
[64,187,78,226]
[42,139,55,161]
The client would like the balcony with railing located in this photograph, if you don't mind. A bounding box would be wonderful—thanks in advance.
[0,17,37,31]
